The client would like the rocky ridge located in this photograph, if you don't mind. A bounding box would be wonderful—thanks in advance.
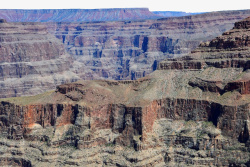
[0,17,250,166]
[0,9,162,22]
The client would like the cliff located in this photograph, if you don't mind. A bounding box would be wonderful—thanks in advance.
[1,10,249,99]
[0,8,162,22]
[0,9,248,100]
[0,20,79,98]
[0,17,249,166]
[1,9,250,84]
[46,9,250,80]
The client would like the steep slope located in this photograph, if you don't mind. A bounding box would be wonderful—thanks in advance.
[0,20,79,98]
[0,8,162,22]
[47,9,250,80]
[0,17,249,166]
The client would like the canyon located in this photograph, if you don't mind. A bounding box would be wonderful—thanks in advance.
[47,9,250,81]
[1,9,250,99]
[0,16,249,167]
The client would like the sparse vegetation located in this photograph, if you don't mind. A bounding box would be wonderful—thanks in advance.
[201,121,214,128]
[57,144,77,150]
[105,143,115,147]
[184,120,197,127]
[228,157,249,165]
[201,121,221,137]
[0,90,55,105]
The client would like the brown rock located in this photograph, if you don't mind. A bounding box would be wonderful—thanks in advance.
[1,14,250,167]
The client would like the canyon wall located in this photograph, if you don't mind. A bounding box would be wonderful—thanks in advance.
[0,17,250,166]
[0,21,79,98]
[0,10,250,99]
[47,10,250,80]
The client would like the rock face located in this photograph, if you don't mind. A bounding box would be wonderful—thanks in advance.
[46,9,250,80]
[0,9,162,22]
[0,17,250,166]
[0,20,79,98]
[0,10,249,99]
[3,9,250,98]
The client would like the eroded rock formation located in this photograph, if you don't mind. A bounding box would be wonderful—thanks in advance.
[1,10,250,99]
[46,9,250,80]
[0,17,250,166]
[0,20,79,98]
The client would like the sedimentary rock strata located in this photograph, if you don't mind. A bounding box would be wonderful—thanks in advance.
[46,10,250,80]
[0,21,79,98]
[1,10,250,99]
[0,17,249,166]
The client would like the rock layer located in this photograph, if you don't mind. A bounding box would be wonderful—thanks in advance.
[1,10,250,99]
[46,10,250,80]
[0,17,250,166]
[0,21,79,98]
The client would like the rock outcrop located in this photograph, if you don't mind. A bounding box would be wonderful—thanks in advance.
[0,8,162,22]
[0,17,250,166]
[0,20,79,98]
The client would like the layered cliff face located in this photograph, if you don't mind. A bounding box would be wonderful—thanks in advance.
[47,10,250,80]
[2,9,250,98]
[0,21,79,98]
[0,9,162,22]
[0,10,249,99]
[0,17,249,166]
